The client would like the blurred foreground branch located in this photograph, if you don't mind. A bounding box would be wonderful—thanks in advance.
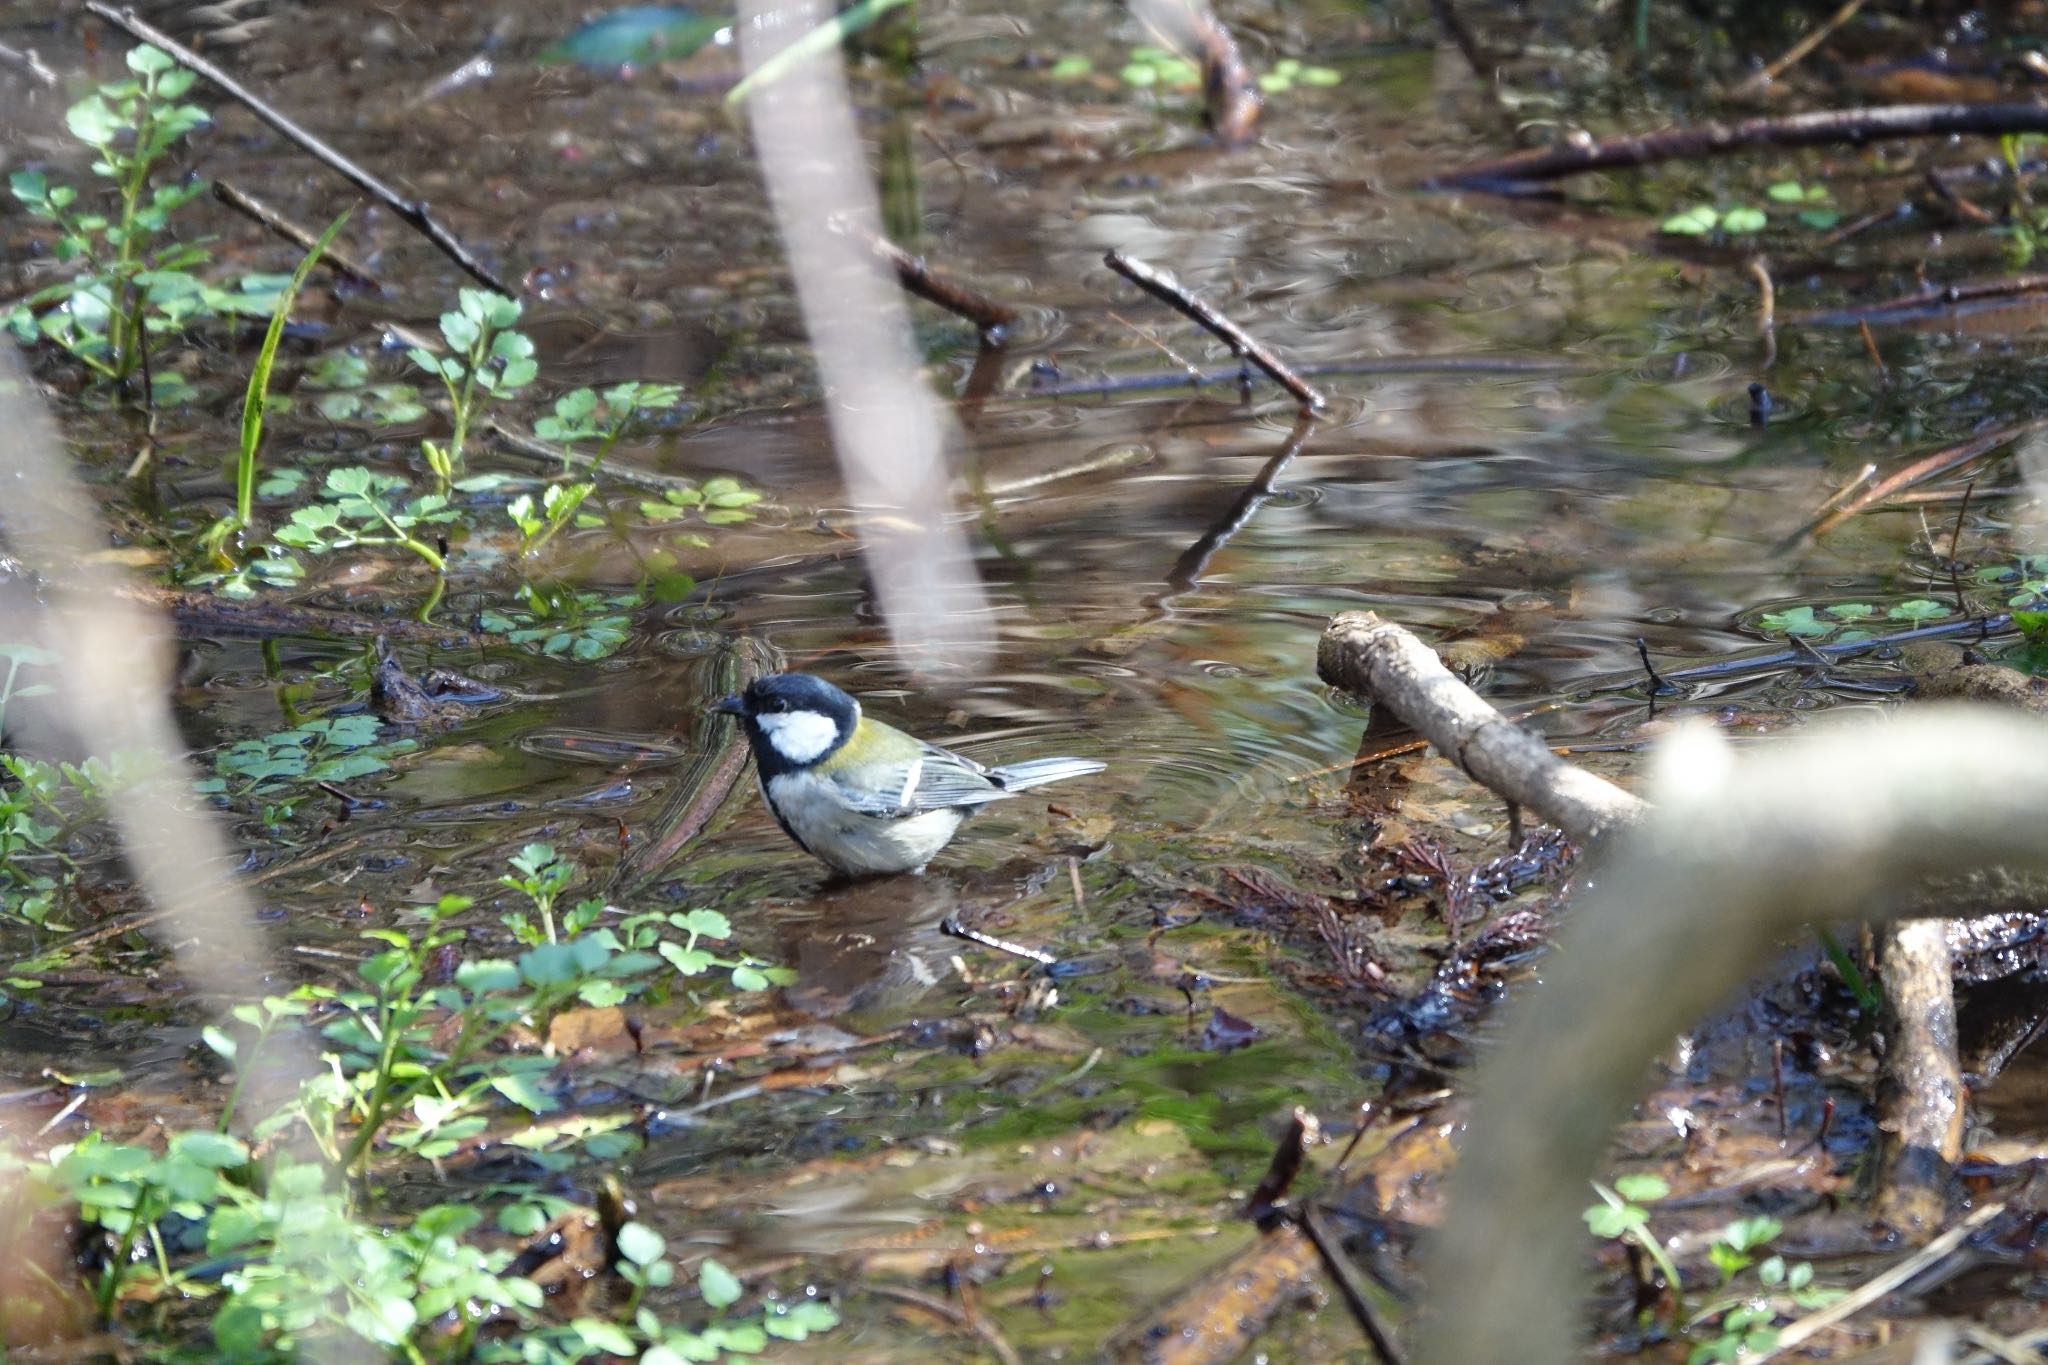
[738,0,991,673]
[1417,711,2048,1364]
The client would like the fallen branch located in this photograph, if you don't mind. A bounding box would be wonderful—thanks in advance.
[1316,611,1645,844]
[1872,919,1962,1234]
[610,635,781,895]
[1429,103,2048,193]
[84,2,513,296]
[831,214,1016,344]
[1104,249,1326,413]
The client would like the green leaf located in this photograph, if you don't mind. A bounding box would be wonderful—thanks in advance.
[1888,599,1948,622]
[1760,605,1831,637]
[1049,54,1092,80]
[1612,1173,1668,1202]
[491,1073,555,1113]
[1766,181,1808,203]
[700,1257,744,1309]
[617,1220,666,1265]
[1661,204,1720,236]
[1720,206,1768,234]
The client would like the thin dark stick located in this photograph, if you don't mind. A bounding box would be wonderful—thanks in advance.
[1858,321,1889,384]
[1103,249,1326,412]
[1299,1202,1408,1365]
[939,915,1056,966]
[1606,613,2015,692]
[831,215,1015,344]
[1924,165,1995,224]
[1782,414,2048,547]
[1426,0,1496,83]
[1429,104,2048,193]
[1947,476,1977,617]
[212,181,382,290]
[0,38,57,86]
[1635,638,1675,700]
[1244,1106,1319,1220]
[1789,271,2048,328]
[1772,1038,1788,1141]
[84,2,513,296]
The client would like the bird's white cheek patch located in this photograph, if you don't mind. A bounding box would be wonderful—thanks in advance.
[757,709,839,763]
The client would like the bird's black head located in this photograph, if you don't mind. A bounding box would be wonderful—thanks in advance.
[711,672,859,776]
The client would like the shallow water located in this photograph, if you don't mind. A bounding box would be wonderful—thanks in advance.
[4,0,2047,1356]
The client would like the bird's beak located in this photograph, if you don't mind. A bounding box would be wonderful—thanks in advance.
[709,694,745,717]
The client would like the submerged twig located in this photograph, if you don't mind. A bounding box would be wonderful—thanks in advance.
[212,180,381,290]
[1425,0,1496,83]
[1857,321,1889,384]
[1732,0,1870,95]
[1757,1201,2005,1361]
[1006,352,1582,402]
[1104,249,1325,412]
[1749,256,1776,370]
[1430,104,2048,193]
[1781,414,2048,547]
[0,37,58,85]
[84,2,513,295]
[1788,271,2048,328]
[1300,1202,1407,1365]
[831,215,1016,344]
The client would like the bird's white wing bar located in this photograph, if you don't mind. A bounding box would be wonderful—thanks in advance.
[896,756,924,812]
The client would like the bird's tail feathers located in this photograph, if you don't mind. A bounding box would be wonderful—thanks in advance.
[989,757,1107,791]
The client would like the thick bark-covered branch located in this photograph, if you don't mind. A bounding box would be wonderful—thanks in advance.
[1316,611,1644,843]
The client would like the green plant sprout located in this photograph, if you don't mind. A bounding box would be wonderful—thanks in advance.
[0,643,147,929]
[482,585,642,661]
[533,381,687,471]
[195,713,417,829]
[272,467,461,617]
[1662,181,1837,237]
[304,349,428,424]
[508,481,597,557]
[4,47,278,398]
[198,211,351,569]
[408,289,538,485]
[641,474,764,527]
[1683,1216,1842,1364]
[1121,44,1201,90]
[9,843,819,1360]
[1585,1174,1686,1318]
[1755,599,1948,642]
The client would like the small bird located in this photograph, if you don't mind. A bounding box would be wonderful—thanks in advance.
[711,672,1105,876]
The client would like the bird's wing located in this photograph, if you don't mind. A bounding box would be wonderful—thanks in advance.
[826,743,1010,817]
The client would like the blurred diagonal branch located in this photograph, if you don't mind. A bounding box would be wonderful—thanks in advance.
[737,0,992,675]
